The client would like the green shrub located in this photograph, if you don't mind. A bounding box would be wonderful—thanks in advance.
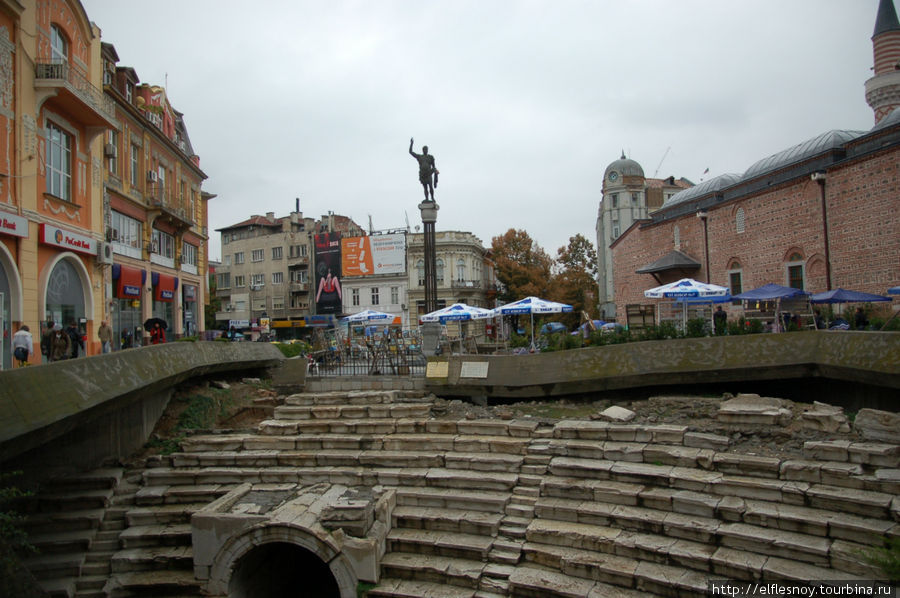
[745,318,765,333]
[0,472,32,556]
[176,336,198,342]
[637,322,680,341]
[588,328,631,345]
[508,332,530,349]
[685,318,709,338]
[870,317,900,331]
[0,471,39,598]
[542,332,581,352]
[274,342,309,358]
[727,317,765,335]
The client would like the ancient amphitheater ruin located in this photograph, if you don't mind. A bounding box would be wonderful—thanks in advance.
[15,384,899,598]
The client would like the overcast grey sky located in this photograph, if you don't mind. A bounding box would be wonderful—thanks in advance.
[81,0,880,262]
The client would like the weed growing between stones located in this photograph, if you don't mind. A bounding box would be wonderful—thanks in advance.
[863,536,900,583]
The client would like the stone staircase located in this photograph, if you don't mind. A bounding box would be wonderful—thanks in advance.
[19,389,900,597]
[18,468,123,598]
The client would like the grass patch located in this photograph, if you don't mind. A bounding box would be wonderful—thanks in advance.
[143,382,259,456]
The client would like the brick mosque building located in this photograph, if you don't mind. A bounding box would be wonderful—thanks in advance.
[609,0,900,321]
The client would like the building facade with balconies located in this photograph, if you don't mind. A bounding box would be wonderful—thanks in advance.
[215,210,318,337]
[406,230,496,322]
[100,42,211,347]
[215,210,375,338]
[0,0,118,367]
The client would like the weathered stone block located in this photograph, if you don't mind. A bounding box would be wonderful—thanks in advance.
[848,443,900,468]
[854,408,900,443]
[799,401,851,433]
[683,431,730,450]
[599,406,635,423]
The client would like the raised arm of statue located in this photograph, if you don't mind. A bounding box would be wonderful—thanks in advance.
[409,137,416,156]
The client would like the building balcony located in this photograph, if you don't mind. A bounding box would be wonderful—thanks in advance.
[287,254,309,266]
[35,61,116,128]
[288,305,311,315]
[452,279,482,290]
[148,188,194,232]
[290,281,309,292]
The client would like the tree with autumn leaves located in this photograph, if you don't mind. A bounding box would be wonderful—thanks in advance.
[491,229,598,329]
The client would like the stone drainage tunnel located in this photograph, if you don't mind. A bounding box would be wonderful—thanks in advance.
[195,483,376,598]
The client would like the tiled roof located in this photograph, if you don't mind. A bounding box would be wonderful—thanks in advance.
[218,215,280,231]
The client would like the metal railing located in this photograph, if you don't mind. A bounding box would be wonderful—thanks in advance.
[307,339,427,378]
[35,61,115,121]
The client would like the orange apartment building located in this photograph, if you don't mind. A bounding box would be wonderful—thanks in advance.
[0,0,211,367]
[100,42,211,349]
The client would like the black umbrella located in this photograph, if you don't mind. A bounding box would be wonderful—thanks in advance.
[144,317,168,332]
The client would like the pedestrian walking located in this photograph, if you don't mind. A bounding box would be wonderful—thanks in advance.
[12,325,33,367]
[49,324,71,362]
[98,320,112,353]
[65,322,83,358]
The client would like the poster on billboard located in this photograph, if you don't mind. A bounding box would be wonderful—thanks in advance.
[341,233,406,276]
[314,232,342,314]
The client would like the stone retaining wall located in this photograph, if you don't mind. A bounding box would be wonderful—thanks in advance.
[427,331,900,401]
[0,341,283,477]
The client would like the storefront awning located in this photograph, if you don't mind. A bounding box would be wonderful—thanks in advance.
[112,264,145,299]
[152,272,179,302]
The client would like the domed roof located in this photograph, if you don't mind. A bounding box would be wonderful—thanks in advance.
[604,152,644,179]
[742,130,865,180]
[662,173,743,209]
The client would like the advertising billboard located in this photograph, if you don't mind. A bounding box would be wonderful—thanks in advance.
[341,233,406,277]
[314,232,342,314]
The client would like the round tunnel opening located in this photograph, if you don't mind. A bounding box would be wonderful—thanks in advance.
[228,541,340,598]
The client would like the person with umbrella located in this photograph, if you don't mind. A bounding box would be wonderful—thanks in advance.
[151,321,166,344]
[145,318,168,344]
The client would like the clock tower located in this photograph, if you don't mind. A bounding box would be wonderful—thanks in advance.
[595,152,646,320]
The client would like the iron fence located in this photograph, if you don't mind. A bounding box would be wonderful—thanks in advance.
[306,341,427,378]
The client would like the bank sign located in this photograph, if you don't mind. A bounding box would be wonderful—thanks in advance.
[39,223,96,255]
[0,212,28,238]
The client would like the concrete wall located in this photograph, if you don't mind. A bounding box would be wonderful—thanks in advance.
[0,341,283,478]
[426,331,900,403]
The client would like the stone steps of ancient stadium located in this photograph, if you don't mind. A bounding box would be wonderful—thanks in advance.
[17,388,899,597]
[150,396,898,596]
[15,468,125,598]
